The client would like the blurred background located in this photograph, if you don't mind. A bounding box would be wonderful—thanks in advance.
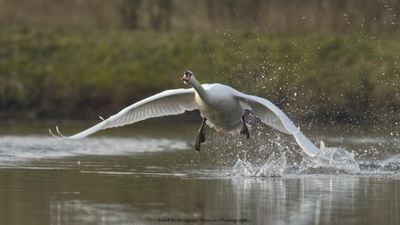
[0,0,399,128]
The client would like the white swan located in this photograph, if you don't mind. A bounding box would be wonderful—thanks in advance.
[50,70,321,157]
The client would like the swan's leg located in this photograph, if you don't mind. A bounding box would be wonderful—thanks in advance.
[195,118,207,151]
[240,116,250,139]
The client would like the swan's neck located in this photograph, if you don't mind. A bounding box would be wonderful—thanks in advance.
[189,77,207,100]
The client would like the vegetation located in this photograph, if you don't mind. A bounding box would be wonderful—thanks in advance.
[1,0,400,33]
[0,28,399,125]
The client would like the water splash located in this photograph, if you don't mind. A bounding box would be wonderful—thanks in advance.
[229,144,400,177]
[257,153,288,176]
[379,154,400,170]
[300,146,361,174]
[231,153,287,177]
[231,158,255,176]
[359,154,400,174]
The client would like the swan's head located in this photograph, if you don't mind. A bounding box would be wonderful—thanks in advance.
[181,70,194,84]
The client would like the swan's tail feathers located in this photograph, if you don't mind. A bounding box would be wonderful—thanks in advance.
[99,116,105,121]
[293,131,321,157]
[49,126,67,139]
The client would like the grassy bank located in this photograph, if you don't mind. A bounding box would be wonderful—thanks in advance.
[0,29,399,125]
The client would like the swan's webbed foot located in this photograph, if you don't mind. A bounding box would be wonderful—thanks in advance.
[195,118,207,151]
[240,116,250,139]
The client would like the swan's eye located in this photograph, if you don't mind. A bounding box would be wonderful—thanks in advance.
[185,71,192,76]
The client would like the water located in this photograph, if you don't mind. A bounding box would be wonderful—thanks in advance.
[0,122,399,225]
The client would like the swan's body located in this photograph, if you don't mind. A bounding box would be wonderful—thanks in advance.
[50,71,321,157]
[195,84,244,132]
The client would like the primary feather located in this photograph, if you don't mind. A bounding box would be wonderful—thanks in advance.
[56,88,197,139]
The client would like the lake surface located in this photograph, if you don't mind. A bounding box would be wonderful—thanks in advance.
[0,121,399,225]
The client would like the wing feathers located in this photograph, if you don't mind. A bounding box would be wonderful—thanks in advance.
[51,88,197,139]
[235,92,320,157]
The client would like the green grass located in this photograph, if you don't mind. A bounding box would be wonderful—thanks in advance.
[0,28,399,125]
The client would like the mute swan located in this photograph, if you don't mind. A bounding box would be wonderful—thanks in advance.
[50,70,321,157]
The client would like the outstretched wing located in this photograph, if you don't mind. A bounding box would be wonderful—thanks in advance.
[235,92,320,157]
[51,88,197,139]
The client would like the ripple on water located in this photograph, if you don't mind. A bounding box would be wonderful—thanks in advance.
[0,135,188,165]
[0,135,399,177]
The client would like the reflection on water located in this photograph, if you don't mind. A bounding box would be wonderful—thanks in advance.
[50,200,138,225]
[0,123,399,225]
[1,170,397,225]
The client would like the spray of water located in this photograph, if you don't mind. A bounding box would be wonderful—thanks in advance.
[209,111,400,177]
[228,136,400,177]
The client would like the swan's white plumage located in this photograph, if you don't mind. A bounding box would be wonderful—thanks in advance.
[51,74,321,157]
[61,88,197,139]
[234,93,320,156]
